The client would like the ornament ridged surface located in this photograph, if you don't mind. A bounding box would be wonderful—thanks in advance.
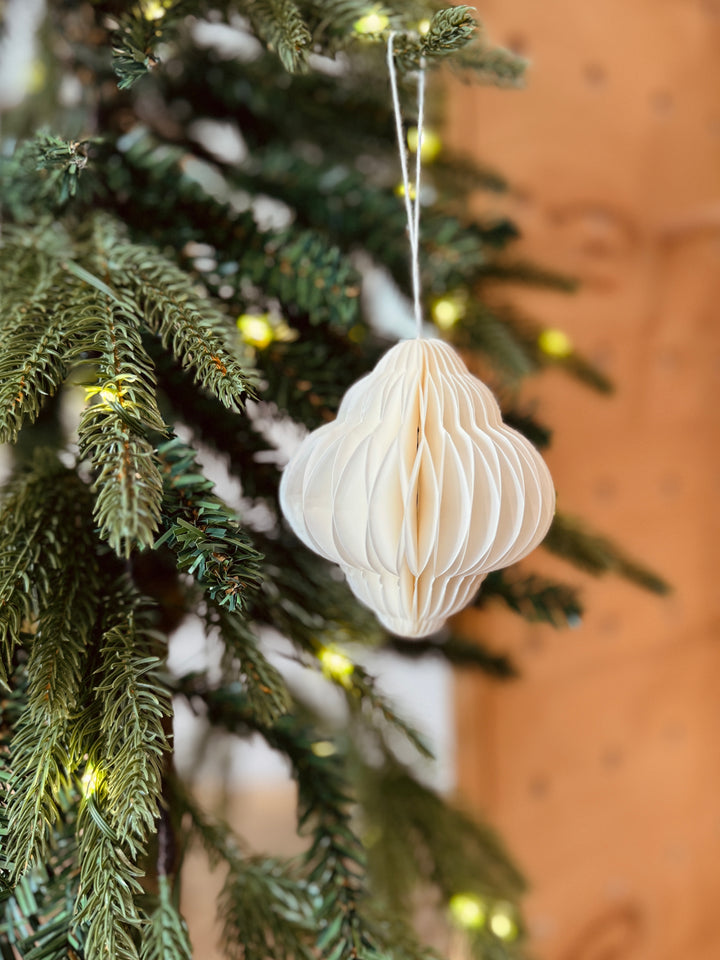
[280,338,555,637]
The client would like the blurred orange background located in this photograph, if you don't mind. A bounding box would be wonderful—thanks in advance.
[449,2,720,959]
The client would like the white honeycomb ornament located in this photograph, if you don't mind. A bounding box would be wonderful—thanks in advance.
[279,338,556,637]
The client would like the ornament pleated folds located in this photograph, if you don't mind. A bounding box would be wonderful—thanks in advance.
[280,338,556,637]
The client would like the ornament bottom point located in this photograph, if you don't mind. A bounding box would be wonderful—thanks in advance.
[378,613,447,639]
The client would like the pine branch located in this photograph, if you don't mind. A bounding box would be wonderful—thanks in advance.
[0,453,80,682]
[387,635,518,680]
[218,857,316,960]
[479,571,584,628]
[107,234,256,413]
[452,301,613,393]
[391,8,478,72]
[0,133,93,221]
[79,392,164,557]
[250,528,384,649]
[169,774,246,869]
[149,344,278,499]
[544,513,671,594]
[208,605,292,726]
[0,243,74,444]
[0,795,85,960]
[256,332,386,428]
[111,0,194,90]
[113,134,362,330]
[155,437,263,612]
[74,264,167,556]
[479,258,577,292]
[450,303,535,384]
[73,799,145,960]
[330,658,434,760]
[500,409,552,450]
[5,476,100,880]
[359,753,526,914]
[246,0,313,72]
[177,680,381,959]
[170,779,315,960]
[91,601,171,859]
[141,874,194,960]
[452,44,528,88]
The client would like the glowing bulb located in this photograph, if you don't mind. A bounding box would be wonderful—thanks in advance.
[353,8,390,33]
[81,765,101,797]
[348,324,366,343]
[432,295,465,330]
[142,0,167,19]
[418,18,431,35]
[395,182,417,201]
[449,894,487,930]
[407,127,442,163]
[318,646,355,684]
[489,903,518,941]
[27,60,47,94]
[100,386,120,405]
[311,740,337,757]
[237,314,274,349]
[84,382,122,405]
[537,328,573,358]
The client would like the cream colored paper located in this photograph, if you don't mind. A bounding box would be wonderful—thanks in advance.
[279,338,556,638]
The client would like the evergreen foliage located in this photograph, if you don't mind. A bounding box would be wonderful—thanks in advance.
[0,1,667,959]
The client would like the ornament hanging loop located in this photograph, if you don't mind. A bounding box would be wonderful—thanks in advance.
[387,32,426,338]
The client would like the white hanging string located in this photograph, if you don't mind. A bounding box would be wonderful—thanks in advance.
[387,32,426,338]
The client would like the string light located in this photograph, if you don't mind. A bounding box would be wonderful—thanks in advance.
[418,18,431,35]
[27,60,47,94]
[318,645,355,685]
[537,327,573,358]
[407,127,442,163]
[431,294,466,330]
[141,0,168,20]
[449,893,487,930]
[354,8,390,34]
[488,902,519,942]
[237,314,275,349]
[395,182,417,201]
[80,764,101,797]
[311,740,337,757]
[84,382,123,406]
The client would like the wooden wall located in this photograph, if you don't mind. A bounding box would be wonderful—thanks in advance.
[449,3,720,959]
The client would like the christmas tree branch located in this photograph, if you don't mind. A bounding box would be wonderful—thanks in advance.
[544,513,670,594]
[155,437,263,612]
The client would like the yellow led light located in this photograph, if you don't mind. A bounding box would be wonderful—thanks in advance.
[85,382,122,405]
[318,646,355,683]
[537,328,573,358]
[418,18,431,35]
[348,324,366,343]
[395,182,417,201]
[100,386,120,405]
[141,0,168,20]
[81,765,101,798]
[237,314,274,349]
[488,903,519,942]
[311,740,337,758]
[432,295,465,330]
[449,893,487,930]
[407,127,442,163]
[27,60,47,95]
[353,8,389,34]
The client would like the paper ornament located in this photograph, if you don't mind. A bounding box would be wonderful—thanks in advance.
[279,337,556,637]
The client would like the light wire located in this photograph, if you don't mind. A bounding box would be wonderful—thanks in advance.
[387,32,426,338]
